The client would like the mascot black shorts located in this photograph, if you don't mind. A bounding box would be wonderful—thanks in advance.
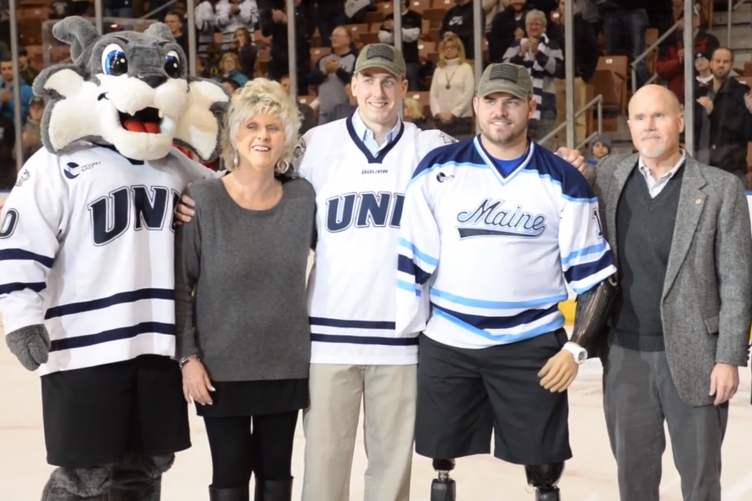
[414,331,573,465]
[41,354,191,468]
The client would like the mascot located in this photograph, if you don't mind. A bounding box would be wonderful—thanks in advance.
[0,16,229,501]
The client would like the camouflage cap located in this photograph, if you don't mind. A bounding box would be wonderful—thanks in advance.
[354,43,407,78]
[477,63,533,100]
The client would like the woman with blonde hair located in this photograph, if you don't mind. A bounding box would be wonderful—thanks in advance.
[214,52,249,88]
[429,33,475,138]
[174,78,315,501]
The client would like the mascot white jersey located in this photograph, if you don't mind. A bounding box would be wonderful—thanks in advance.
[0,17,228,501]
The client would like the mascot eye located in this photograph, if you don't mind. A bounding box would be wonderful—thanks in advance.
[101,43,128,76]
[164,51,181,79]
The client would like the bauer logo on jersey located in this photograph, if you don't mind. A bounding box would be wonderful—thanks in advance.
[63,161,101,179]
[456,198,546,238]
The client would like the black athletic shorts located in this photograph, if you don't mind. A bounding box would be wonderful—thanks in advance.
[41,355,191,468]
[415,330,572,465]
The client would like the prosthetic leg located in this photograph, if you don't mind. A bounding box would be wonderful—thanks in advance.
[430,459,456,501]
[525,463,564,501]
[108,453,174,501]
[253,477,294,501]
[40,466,111,501]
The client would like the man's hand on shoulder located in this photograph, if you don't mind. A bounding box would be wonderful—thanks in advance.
[555,146,586,173]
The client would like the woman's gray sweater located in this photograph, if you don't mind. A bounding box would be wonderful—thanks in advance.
[174,176,315,382]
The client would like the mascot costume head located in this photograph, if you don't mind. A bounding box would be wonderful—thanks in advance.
[34,16,229,161]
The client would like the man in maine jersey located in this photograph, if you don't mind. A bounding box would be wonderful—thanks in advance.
[395,63,617,501]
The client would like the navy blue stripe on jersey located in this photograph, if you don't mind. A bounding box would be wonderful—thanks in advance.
[564,252,615,291]
[398,254,431,285]
[0,281,46,295]
[45,288,175,319]
[432,303,559,330]
[433,308,565,343]
[561,242,608,267]
[49,321,175,352]
[309,317,395,330]
[310,333,418,346]
[345,115,405,164]
[0,248,54,267]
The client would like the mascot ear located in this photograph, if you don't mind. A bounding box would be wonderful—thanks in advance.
[52,16,100,62]
[173,78,231,162]
[144,22,177,43]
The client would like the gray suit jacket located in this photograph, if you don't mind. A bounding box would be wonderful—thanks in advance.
[587,153,752,406]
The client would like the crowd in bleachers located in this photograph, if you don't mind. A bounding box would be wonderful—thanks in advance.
[2,0,752,187]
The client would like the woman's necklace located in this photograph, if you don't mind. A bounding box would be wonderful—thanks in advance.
[445,66,459,90]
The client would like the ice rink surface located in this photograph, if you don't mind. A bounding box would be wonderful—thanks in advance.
[3,327,752,501]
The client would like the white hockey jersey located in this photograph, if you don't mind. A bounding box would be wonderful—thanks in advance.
[396,137,617,349]
[297,115,456,365]
[0,144,217,375]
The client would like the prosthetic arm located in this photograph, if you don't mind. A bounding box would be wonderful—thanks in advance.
[569,275,618,358]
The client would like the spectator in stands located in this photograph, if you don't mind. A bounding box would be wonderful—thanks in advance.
[694,47,752,186]
[601,0,650,88]
[197,55,211,78]
[205,43,223,77]
[308,26,358,125]
[105,0,134,18]
[502,9,563,141]
[165,11,189,54]
[49,0,72,19]
[488,0,529,63]
[483,0,506,35]
[214,52,250,87]
[280,74,316,134]
[403,96,429,130]
[220,78,241,95]
[0,111,14,189]
[655,6,718,105]
[694,51,713,87]
[440,0,478,62]
[215,0,258,52]
[260,0,313,95]
[21,96,43,162]
[0,58,33,125]
[232,27,258,78]
[195,0,217,57]
[549,0,599,145]
[17,48,37,86]
[378,0,423,91]
[586,132,611,167]
[430,34,475,138]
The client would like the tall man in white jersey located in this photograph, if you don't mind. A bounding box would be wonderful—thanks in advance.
[175,48,588,501]
[395,63,618,501]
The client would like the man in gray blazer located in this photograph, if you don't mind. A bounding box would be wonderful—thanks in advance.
[584,84,752,501]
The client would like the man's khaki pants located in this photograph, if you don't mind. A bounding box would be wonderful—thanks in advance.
[554,77,588,146]
[301,364,417,501]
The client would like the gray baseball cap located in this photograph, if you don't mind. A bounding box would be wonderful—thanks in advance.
[477,63,533,100]
[354,43,407,78]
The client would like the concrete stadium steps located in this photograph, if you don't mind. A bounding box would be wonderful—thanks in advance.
[710,1,752,62]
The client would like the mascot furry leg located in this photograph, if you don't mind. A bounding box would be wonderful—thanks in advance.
[0,16,229,501]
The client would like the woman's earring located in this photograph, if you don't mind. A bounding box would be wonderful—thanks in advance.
[233,150,239,169]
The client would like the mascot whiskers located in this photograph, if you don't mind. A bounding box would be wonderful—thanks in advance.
[0,16,230,501]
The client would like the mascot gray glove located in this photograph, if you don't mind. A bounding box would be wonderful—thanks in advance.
[6,325,51,371]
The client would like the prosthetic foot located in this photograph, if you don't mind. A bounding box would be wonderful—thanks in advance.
[109,453,174,501]
[430,459,456,501]
[525,463,564,501]
[40,466,111,501]
[253,477,293,501]
[210,486,250,501]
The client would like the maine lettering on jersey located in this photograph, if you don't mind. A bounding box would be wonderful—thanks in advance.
[456,198,547,238]
[88,186,181,246]
[326,191,405,232]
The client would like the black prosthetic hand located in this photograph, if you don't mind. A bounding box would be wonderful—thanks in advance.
[6,324,51,371]
[570,276,617,358]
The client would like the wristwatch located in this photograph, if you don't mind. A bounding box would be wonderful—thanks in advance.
[179,355,198,369]
[562,342,588,365]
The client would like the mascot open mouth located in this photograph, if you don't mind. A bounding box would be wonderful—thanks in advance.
[119,107,170,134]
